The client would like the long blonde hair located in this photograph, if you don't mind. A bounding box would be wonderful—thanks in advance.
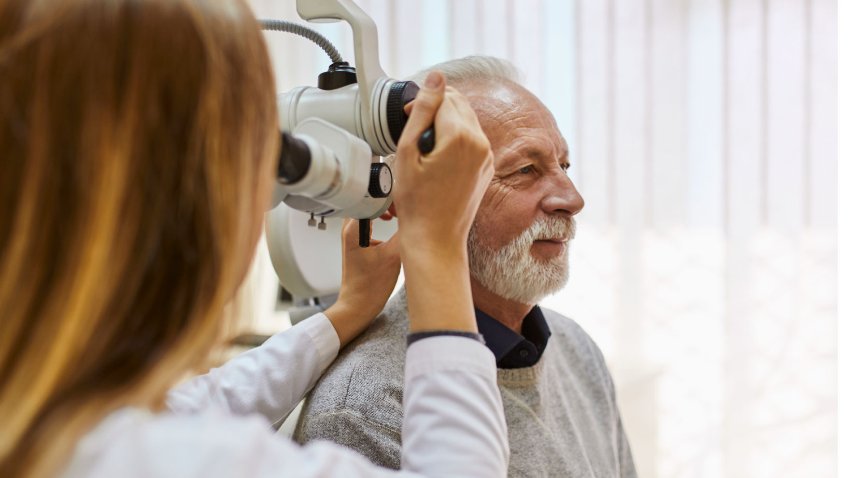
[0,0,278,476]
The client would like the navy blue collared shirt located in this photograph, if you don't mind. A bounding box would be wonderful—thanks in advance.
[474,306,552,369]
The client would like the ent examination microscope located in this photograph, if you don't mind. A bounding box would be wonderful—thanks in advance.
[262,0,433,322]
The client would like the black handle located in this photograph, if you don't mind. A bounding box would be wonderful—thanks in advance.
[359,219,371,248]
[418,127,436,155]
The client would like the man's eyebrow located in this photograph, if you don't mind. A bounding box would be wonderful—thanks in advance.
[496,148,537,170]
[496,154,525,172]
[503,144,570,165]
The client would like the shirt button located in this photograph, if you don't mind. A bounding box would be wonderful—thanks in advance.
[519,349,529,358]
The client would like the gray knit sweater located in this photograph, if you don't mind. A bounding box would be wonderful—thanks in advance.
[294,289,637,477]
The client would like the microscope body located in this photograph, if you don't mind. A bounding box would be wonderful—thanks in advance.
[270,0,424,223]
[265,0,418,303]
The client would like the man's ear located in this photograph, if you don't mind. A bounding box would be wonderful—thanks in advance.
[380,203,396,221]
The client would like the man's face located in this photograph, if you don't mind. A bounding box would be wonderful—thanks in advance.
[464,80,585,304]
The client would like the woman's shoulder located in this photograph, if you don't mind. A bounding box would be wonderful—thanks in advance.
[62,408,295,477]
[63,407,390,478]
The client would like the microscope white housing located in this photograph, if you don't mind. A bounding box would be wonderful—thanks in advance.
[286,0,397,156]
[266,205,397,298]
[280,118,392,220]
[265,0,404,301]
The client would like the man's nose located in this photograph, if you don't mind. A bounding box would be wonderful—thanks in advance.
[540,172,584,216]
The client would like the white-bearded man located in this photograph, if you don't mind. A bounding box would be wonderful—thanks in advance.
[293,56,637,478]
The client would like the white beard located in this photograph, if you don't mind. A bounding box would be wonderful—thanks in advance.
[468,216,576,305]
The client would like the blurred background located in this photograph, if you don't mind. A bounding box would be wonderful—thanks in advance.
[241,1,838,477]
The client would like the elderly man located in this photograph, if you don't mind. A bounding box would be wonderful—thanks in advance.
[293,56,637,477]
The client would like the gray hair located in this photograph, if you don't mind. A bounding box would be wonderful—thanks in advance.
[384,57,521,163]
[407,55,522,87]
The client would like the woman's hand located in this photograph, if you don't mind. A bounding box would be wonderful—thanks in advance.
[324,219,400,347]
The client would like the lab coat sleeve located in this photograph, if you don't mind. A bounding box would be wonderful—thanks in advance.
[162,313,508,477]
[256,336,507,477]
[246,336,508,478]
[166,313,339,425]
[67,335,508,477]
[401,336,509,477]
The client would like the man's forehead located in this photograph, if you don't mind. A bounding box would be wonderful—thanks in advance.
[458,80,528,115]
[458,80,568,156]
[459,81,556,127]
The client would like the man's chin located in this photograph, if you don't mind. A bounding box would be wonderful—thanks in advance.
[468,232,571,305]
[473,259,570,305]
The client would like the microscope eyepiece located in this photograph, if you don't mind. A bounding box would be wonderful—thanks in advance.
[278,132,312,184]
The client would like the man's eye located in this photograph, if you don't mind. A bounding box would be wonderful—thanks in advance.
[561,163,569,173]
[518,165,533,174]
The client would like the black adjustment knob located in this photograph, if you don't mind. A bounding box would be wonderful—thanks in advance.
[318,62,357,90]
[386,81,419,143]
[368,163,393,198]
[386,80,437,155]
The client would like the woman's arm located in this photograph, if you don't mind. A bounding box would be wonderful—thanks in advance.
[165,312,339,424]
[167,219,401,422]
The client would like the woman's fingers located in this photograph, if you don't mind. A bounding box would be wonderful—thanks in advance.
[397,71,445,160]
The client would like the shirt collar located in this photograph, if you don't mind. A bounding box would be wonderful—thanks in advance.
[474,306,552,368]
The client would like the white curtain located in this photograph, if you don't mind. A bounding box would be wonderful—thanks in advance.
[248,1,838,476]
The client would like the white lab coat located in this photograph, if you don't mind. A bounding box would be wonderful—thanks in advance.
[61,313,509,477]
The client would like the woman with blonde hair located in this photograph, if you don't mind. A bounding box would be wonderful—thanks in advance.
[0,0,505,477]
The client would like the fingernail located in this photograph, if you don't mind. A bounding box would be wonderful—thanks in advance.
[424,71,442,89]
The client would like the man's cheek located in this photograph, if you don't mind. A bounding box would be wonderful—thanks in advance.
[482,181,514,210]
[493,218,527,250]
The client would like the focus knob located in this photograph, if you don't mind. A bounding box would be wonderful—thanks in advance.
[368,163,392,198]
[386,81,420,144]
[386,80,437,154]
